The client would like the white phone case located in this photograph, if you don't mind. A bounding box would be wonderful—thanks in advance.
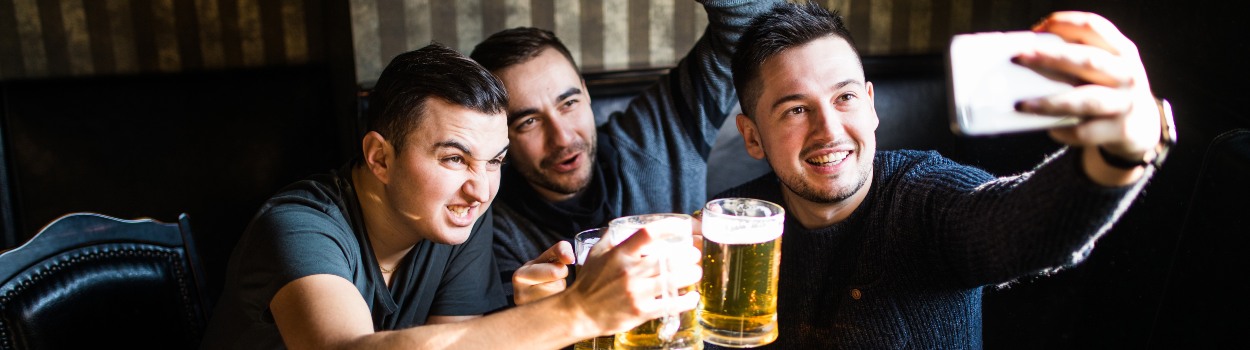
[947,31,1081,136]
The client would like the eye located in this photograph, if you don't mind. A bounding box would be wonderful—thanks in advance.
[837,92,858,103]
[560,99,579,111]
[442,155,468,169]
[786,105,807,116]
[514,117,538,132]
[486,157,505,171]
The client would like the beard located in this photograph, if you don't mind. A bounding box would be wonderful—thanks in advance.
[518,139,597,195]
[778,161,871,204]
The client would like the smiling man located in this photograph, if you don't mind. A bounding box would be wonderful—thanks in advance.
[201,43,703,350]
[469,0,781,302]
[707,2,1172,348]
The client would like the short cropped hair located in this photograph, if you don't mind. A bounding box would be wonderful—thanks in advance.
[732,2,859,118]
[470,27,579,73]
[366,43,508,153]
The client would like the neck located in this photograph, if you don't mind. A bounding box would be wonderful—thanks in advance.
[781,172,873,230]
[351,165,417,272]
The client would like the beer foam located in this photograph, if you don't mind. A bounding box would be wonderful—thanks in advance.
[610,216,692,244]
[701,224,783,245]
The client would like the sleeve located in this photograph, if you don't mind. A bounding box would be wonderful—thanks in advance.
[237,203,359,313]
[431,208,509,315]
[913,149,1151,287]
[604,0,782,159]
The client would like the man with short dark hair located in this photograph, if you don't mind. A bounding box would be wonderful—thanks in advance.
[201,43,702,350]
[469,0,780,302]
[707,2,1170,348]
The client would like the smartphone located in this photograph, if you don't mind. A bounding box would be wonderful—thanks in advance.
[947,31,1081,136]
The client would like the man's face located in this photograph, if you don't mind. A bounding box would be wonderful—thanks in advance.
[495,47,597,201]
[739,36,879,205]
[386,98,509,244]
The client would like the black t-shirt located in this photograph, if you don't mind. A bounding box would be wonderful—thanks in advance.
[201,164,506,350]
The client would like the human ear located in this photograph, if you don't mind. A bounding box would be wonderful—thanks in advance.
[361,131,393,184]
[737,113,766,160]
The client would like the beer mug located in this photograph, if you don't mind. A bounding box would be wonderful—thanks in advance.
[608,214,702,350]
[573,227,615,350]
[698,198,784,348]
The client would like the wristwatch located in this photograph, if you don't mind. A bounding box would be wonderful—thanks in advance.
[1098,98,1177,169]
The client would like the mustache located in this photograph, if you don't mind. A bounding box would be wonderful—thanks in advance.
[800,140,853,157]
[539,141,591,168]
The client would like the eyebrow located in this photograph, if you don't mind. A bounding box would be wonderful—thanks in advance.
[433,140,510,159]
[506,87,583,123]
[767,79,862,112]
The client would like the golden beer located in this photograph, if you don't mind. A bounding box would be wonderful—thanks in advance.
[614,310,702,350]
[698,198,784,348]
[573,228,615,350]
[609,214,703,350]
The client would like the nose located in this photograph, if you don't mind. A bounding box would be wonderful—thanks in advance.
[463,166,493,204]
[809,103,848,140]
[544,112,578,148]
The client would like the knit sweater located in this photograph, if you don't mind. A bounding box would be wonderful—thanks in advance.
[491,0,781,299]
[706,149,1148,349]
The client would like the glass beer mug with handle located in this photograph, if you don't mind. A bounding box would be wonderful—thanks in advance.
[608,213,702,350]
[699,198,785,348]
[573,227,616,350]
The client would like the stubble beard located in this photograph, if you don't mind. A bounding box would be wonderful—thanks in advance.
[780,163,872,204]
[519,140,597,196]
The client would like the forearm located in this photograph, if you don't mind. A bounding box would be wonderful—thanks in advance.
[938,149,1148,284]
[376,293,593,350]
[651,0,782,140]
[1080,145,1148,187]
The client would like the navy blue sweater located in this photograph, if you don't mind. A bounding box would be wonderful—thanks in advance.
[707,149,1148,349]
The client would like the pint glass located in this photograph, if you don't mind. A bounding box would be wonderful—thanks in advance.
[698,198,784,348]
[573,227,615,350]
[608,214,702,350]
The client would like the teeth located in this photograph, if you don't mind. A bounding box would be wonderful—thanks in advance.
[808,151,849,166]
[449,206,470,218]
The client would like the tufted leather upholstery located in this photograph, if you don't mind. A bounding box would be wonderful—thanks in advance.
[0,213,210,350]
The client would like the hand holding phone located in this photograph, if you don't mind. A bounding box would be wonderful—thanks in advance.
[947,31,1081,136]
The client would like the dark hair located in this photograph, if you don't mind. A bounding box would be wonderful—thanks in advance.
[470,27,578,73]
[732,2,859,118]
[366,43,508,153]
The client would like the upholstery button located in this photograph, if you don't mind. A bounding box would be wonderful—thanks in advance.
[850,288,862,300]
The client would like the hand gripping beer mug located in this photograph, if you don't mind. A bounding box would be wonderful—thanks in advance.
[573,227,615,350]
[699,198,784,347]
[608,214,702,350]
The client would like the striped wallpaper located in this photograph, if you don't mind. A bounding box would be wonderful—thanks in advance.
[0,0,323,81]
[0,0,1053,83]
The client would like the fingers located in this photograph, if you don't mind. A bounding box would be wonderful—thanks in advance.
[644,291,701,319]
[513,242,575,305]
[530,241,575,266]
[1016,84,1132,118]
[1014,42,1134,88]
[612,226,655,256]
[514,260,570,285]
[515,241,574,285]
[1033,11,1137,58]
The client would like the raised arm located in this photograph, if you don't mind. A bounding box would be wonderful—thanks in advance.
[608,0,782,158]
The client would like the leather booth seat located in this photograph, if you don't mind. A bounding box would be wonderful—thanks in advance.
[0,213,210,349]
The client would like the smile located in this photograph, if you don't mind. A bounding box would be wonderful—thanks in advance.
[806,151,850,166]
